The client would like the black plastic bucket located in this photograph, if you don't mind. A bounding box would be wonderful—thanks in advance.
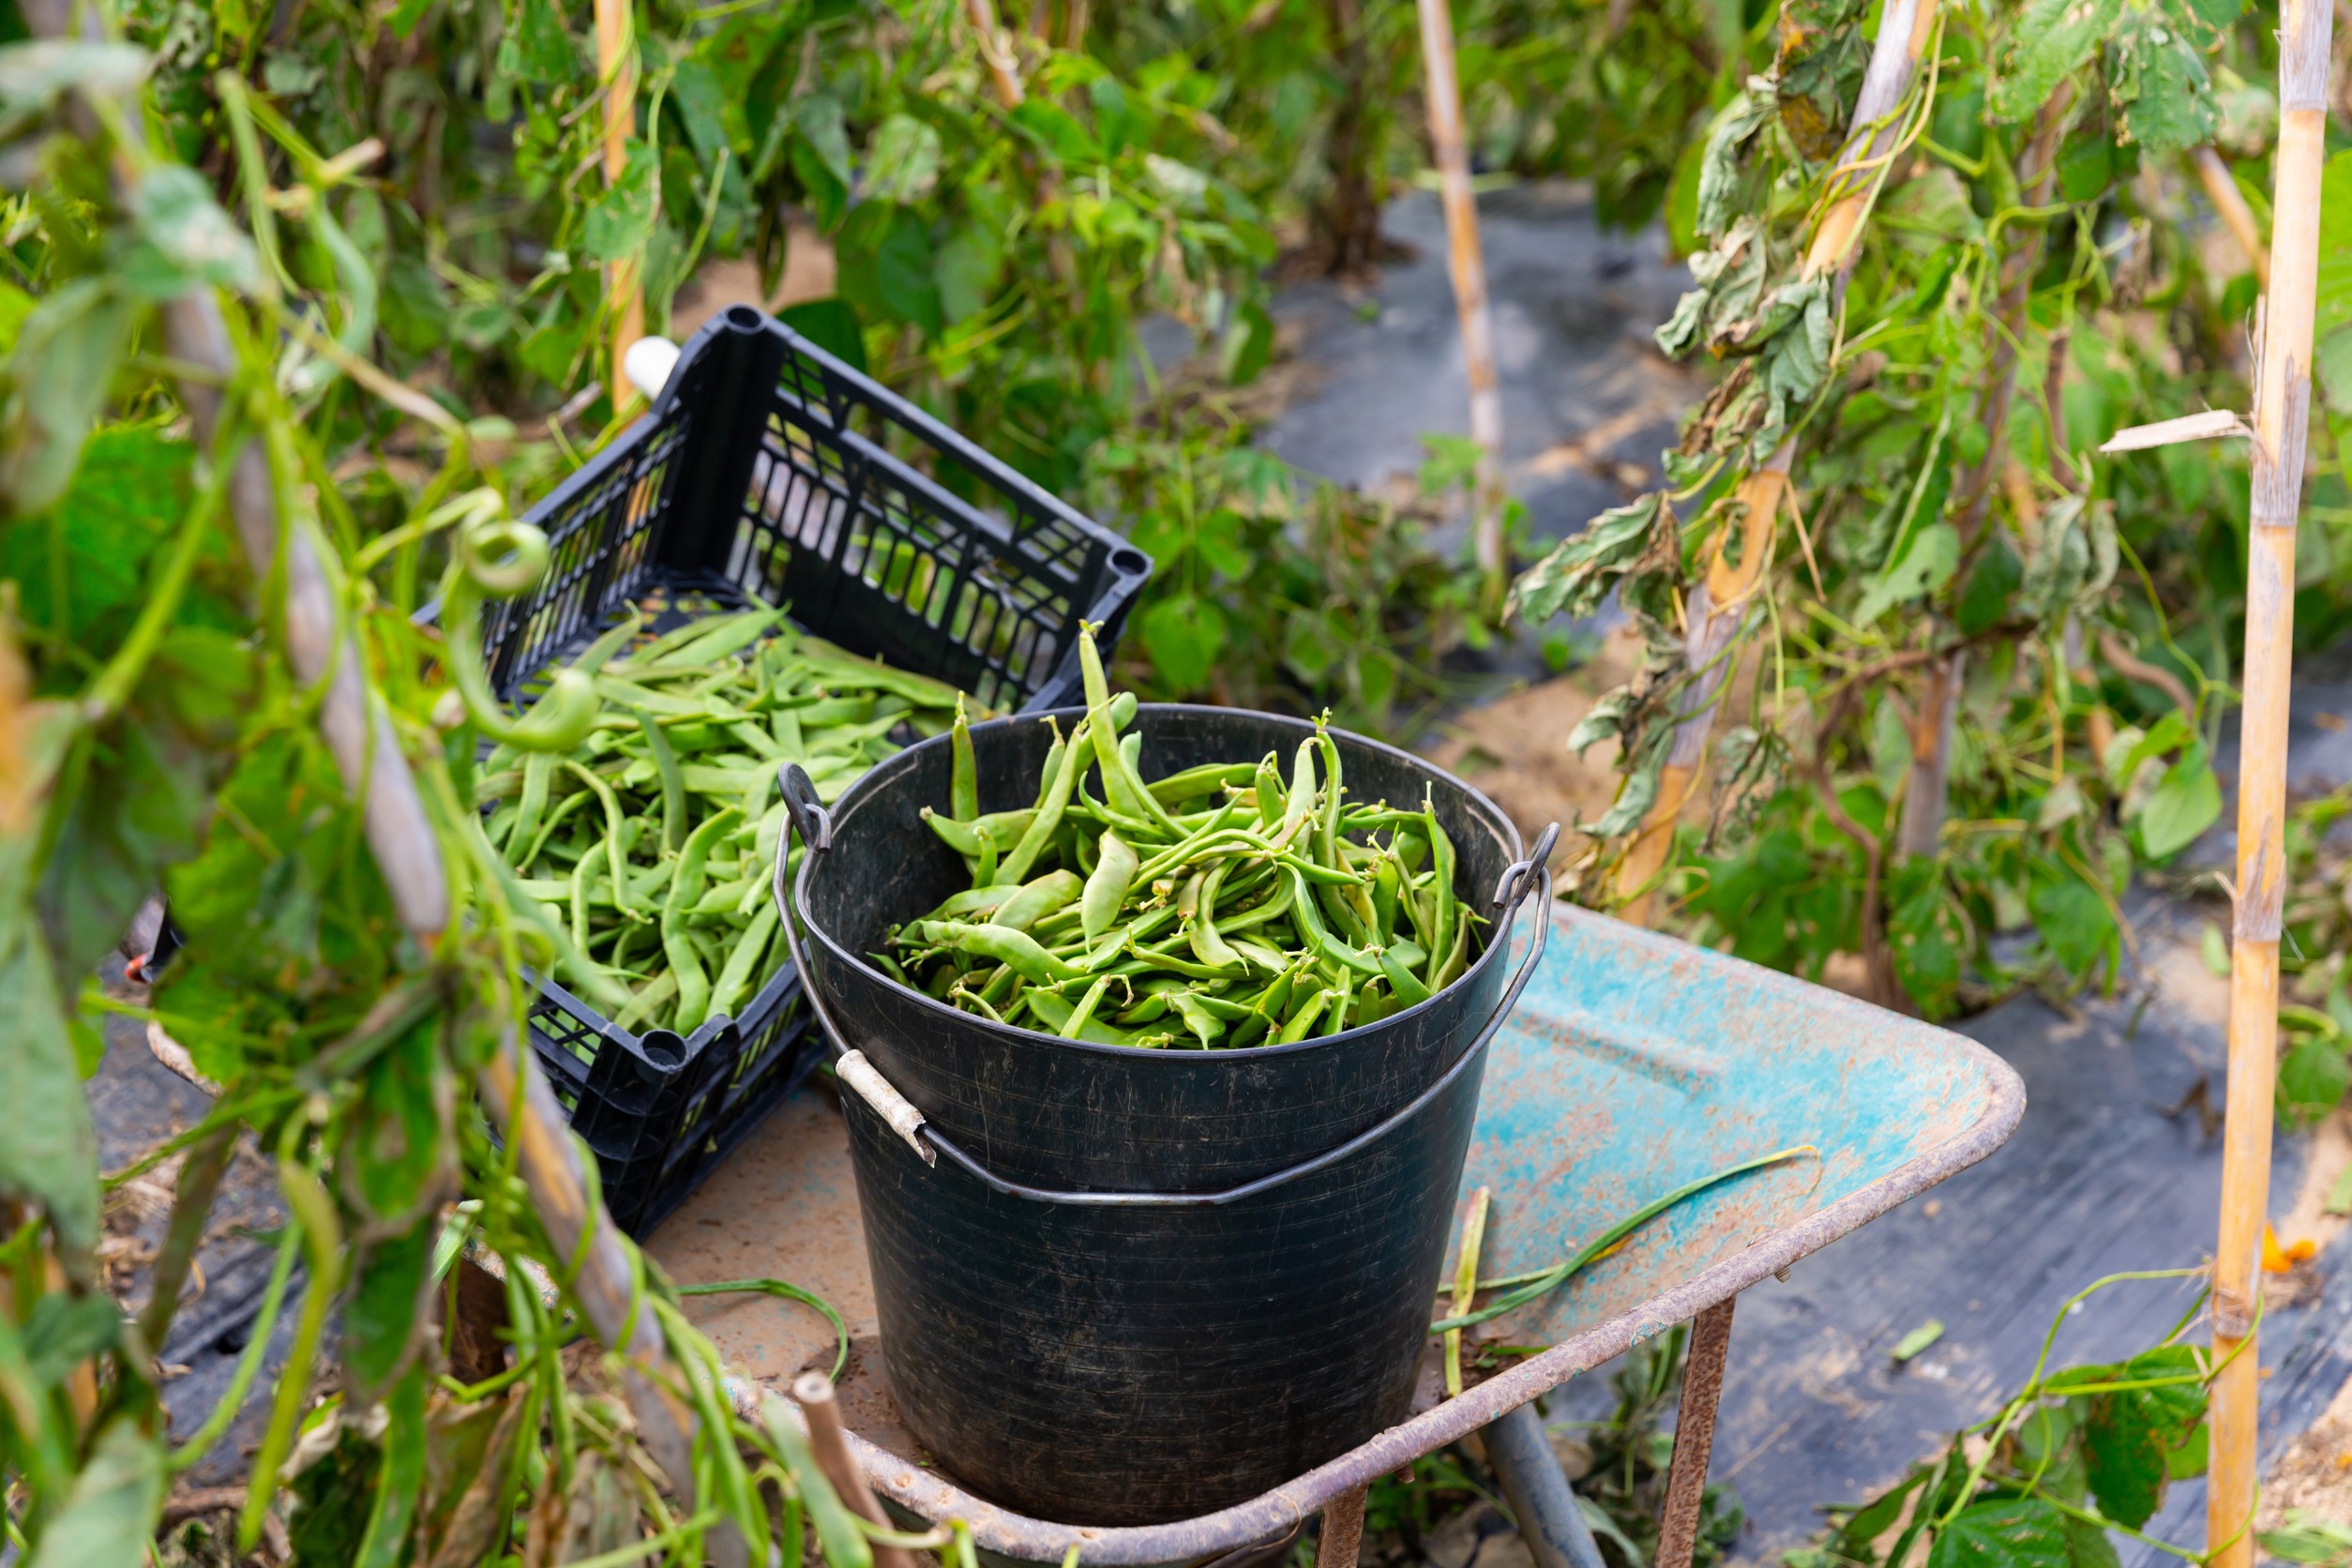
[775,706,1553,1526]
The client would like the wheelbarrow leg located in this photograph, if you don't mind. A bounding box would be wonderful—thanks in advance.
[1483,1401,1607,1568]
[1315,1485,1368,1568]
[1654,1296,1737,1568]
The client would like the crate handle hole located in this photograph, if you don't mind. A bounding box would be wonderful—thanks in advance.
[637,1031,687,1077]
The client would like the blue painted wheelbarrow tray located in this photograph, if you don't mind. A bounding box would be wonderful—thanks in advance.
[775,903,2026,1567]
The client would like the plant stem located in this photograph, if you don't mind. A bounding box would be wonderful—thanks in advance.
[2193,146,2271,289]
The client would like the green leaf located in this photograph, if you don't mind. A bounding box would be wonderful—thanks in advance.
[503,0,574,83]
[342,1023,456,1224]
[0,904,101,1264]
[778,297,866,372]
[2278,1033,2351,1126]
[2260,1513,2352,1567]
[1987,0,2120,123]
[1892,1319,1945,1361]
[380,254,452,356]
[22,1290,119,1387]
[114,165,262,299]
[1870,694,1914,802]
[1012,98,1104,165]
[0,279,33,356]
[934,223,1005,326]
[1693,89,1772,241]
[38,627,255,988]
[793,93,854,189]
[1281,606,1340,686]
[1955,536,2021,635]
[1,423,200,657]
[2062,1515,2120,1568]
[1143,153,1210,210]
[2168,0,2240,34]
[352,1368,429,1568]
[2056,134,2116,204]
[2319,153,2352,338]
[1855,521,1959,624]
[1587,726,1672,838]
[0,40,150,116]
[2109,13,2218,158]
[580,143,658,264]
[2083,1345,2207,1529]
[838,205,942,338]
[1837,1467,1932,1559]
[344,1222,438,1399]
[0,279,141,515]
[2032,874,2116,974]
[1925,1499,2072,1568]
[670,56,730,162]
[2134,744,2221,860]
[1511,492,1668,623]
[2317,327,2352,415]
[863,113,942,205]
[1222,298,1274,385]
[1141,594,1228,694]
[26,1415,163,1568]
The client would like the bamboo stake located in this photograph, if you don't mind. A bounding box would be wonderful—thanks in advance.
[2211,0,2330,1559]
[964,0,1027,109]
[1416,0,1508,602]
[791,1373,919,1568]
[2194,146,2272,291]
[596,0,642,411]
[1616,0,1940,922]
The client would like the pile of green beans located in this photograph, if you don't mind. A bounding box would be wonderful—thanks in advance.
[884,626,1481,1048]
[479,605,971,1037]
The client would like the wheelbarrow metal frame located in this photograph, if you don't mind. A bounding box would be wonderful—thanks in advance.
[765,910,2027,1568]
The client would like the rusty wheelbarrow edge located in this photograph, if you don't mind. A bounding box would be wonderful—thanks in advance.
[728,1005,2028,1562]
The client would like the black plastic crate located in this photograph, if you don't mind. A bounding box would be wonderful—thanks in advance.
[495,305,1152,1238]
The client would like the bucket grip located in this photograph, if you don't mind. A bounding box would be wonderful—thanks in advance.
[776,761,1558,1209]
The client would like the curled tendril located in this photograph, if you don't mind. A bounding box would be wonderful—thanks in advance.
[457,513,553,596]
[437,499,598,752]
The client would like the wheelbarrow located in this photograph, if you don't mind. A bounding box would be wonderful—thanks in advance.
[659,901,2024,1568]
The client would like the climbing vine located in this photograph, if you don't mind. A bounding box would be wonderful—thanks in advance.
[1512,0,2308,1017]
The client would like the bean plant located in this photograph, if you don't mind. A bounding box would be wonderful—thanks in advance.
[0,19,952,1568]
[1510,0,2328,1018]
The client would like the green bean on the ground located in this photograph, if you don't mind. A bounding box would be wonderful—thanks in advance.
[889,626,1482,1048]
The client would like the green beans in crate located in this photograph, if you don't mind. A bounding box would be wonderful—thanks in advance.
[479,305,1152,1237]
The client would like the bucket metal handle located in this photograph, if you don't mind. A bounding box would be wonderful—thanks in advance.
[775,761,1559,1208]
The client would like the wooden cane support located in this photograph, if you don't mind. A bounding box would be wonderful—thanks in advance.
[1615,0,1940,924]
[595,0,641,409]
[2194,147,2272,290]
[1414,0,1507,602]
[1654,1298,1736,1568]
[2211,1,2331,1560]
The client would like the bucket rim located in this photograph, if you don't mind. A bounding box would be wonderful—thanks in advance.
[793,701,1529,1063]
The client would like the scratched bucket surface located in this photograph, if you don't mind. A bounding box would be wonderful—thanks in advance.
[795,704,1525,1526]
